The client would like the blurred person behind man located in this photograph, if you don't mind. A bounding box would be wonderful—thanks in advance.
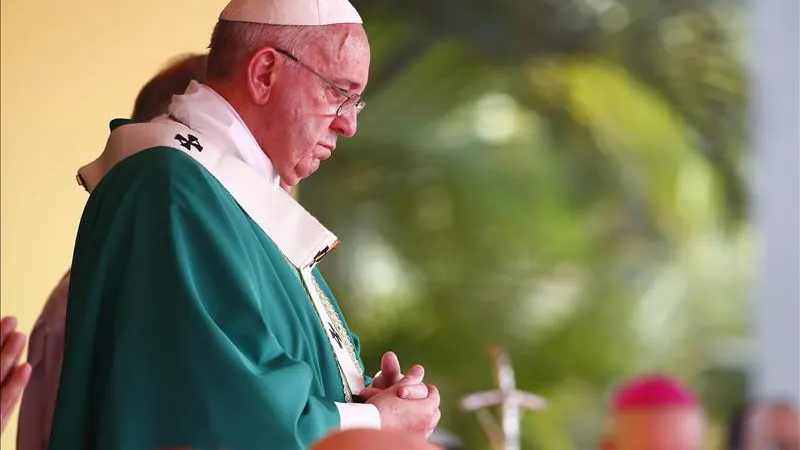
[599,374,706,450]
[14,52,208,450]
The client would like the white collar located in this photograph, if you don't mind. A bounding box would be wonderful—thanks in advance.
[77,119,339,269]
[76,82,341,269]
[167,80,281,187]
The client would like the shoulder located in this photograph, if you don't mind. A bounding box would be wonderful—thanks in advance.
[38,271,70,329]
[108,146,204,187]
[91,118,221,199]
[27,271,70,366]
[93,145,225,209]
[77,145,244,245]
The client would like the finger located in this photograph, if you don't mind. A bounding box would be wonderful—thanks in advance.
[398,383,429,400]
[0,317,17,345]
[422,384,440,408]
[423,408,441,439]
[0,332,26,382]
[369,371,388,389]
[371,352,403,389]
[428,408,442,433]
[396,365,425,387]
[380,351,402,383]
[0,363,31,433]
[358,387,382,400]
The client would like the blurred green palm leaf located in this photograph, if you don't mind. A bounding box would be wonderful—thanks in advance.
[303,1,749,448]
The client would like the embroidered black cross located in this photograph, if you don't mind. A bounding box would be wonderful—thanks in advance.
[328,323,343,349]
[174,133,203,152]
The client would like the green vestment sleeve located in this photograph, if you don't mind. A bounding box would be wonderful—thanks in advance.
[49,148,358,450]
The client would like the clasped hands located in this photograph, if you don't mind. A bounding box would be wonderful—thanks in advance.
[360,352,440,438]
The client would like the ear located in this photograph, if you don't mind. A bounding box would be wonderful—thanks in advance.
[246,47,280,105]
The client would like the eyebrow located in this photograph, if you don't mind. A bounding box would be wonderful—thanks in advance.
[277,48,362,93]
[333,78,362,91]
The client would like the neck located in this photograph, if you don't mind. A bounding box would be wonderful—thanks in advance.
[205,77,248,116]
[203,77,293,194]
[204,77,264,153]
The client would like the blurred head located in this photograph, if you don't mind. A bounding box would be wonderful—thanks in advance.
[131,53,207,122]
[311,429,441,450]
[205,18,370,188]
[600,374,705,450]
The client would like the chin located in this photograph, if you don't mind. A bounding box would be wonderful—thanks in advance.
[282,174,300,187]
[295,160,321,182]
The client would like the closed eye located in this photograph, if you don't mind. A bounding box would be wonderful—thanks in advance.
[324,84,348,102]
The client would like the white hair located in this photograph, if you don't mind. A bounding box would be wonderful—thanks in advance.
[206,20,326,80]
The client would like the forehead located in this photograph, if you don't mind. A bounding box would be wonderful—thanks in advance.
[306,24,370,91]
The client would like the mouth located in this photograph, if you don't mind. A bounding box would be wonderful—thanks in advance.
[317,143,335,160]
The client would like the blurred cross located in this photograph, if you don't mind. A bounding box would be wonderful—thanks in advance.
[459,346,547,450]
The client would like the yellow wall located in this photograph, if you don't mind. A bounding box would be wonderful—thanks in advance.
[1,0,224,446]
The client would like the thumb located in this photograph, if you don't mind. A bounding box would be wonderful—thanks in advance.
[380,352,402,381]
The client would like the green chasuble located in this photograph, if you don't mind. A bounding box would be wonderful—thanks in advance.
[49,137,370,449]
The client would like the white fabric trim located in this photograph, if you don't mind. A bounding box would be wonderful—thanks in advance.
[335,403,381,430]
[167,81,280,186]
[300,268,365,395]
[77,120,337,270]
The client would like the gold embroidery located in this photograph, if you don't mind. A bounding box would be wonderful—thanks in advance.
[310,277,362,379]
[281,256,360,403]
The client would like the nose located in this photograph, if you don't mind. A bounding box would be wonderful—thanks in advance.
[330,110,358,138]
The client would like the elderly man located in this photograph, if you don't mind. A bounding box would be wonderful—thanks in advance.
[48,0,439,449]
[15,52,207,450]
